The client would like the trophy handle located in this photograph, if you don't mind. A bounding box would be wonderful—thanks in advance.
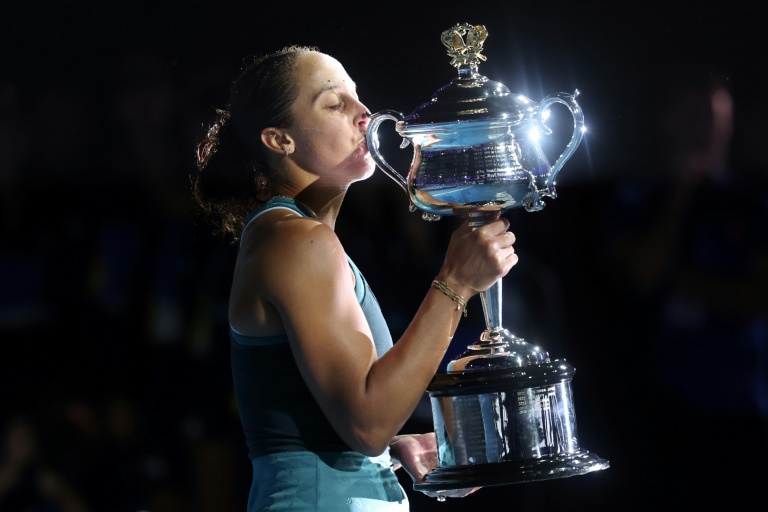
[537,90,585,191]
[366,110,409,195]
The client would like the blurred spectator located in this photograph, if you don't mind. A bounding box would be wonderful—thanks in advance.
[598,71,768,417]
[0,413,89,512]
[582,70,768,508]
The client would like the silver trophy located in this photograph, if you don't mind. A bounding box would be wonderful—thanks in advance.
[366,23,609,491]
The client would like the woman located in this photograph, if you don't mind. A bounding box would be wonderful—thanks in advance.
[191,45,518,511]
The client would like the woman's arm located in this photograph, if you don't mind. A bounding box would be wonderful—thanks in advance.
[259,215,516,455]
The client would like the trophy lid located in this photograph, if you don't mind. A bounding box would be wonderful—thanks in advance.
[403,23,536,127]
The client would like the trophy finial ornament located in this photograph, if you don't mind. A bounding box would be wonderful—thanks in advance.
[441,23,488,69]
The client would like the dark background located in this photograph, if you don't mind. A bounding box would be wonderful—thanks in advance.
[2,1,767,511]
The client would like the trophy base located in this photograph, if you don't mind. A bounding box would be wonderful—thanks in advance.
[413,450,610,492]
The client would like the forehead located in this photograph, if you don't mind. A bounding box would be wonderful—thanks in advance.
[294,52,355,99]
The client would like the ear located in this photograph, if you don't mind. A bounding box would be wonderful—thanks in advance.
[260,127,294,155]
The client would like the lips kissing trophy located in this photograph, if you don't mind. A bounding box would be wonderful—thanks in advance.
[366,23,609,491]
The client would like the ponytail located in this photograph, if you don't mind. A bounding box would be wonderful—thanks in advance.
[191,108,259,242]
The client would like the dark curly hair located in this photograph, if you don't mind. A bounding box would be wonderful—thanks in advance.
[191,45,319,242]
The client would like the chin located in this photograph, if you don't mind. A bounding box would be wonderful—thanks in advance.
[350,156,376,180]
[348,170,375,186]
[360,161,377,181]
[337,151,376,184]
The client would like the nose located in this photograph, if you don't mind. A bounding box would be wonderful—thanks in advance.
[357,102,371,129]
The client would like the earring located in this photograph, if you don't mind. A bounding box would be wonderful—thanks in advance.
[284,146,294,155]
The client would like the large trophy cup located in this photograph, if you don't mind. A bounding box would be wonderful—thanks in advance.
[366,23,609,491]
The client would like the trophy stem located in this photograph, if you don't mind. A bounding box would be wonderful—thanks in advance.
[464,209,507,345]
[480,278,503,333]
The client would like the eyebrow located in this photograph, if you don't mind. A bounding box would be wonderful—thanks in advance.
[311,80,358,103]
[312,85,339,103]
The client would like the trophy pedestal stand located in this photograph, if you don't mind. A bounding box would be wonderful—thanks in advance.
[416,354,609,492]
[415,210,609,492]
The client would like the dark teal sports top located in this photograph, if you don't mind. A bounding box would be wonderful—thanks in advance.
[230,197,394,460]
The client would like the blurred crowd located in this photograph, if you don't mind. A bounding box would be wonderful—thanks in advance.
[0,52,251,511]
[1,45,767,511]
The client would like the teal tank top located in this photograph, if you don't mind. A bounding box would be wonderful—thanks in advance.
[230,197,394,459]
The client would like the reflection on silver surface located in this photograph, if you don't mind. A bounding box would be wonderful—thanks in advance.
[417,361,609,491]
[432,380,577,465]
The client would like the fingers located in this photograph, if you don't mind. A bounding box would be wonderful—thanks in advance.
[480,222,518,284]
[494,231,517,253]
[441,216,519,293]
[477,220,517,267]
[472,219,515,247]
[507,249,520,267]
[486,216,510,236]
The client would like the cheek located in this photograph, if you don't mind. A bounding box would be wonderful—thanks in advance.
[294,133,345,170]
[296,124,337,150]
[314,127,348,156]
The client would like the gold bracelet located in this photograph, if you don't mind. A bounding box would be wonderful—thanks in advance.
[431,280,468,317]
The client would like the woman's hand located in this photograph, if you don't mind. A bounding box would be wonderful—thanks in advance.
[437,217,518,299]
[389,433,480,499]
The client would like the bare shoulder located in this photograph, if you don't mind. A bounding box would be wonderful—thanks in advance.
[240,210,348,291]
[249,210,342,257]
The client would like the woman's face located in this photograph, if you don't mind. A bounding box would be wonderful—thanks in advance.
[284,52,374,185]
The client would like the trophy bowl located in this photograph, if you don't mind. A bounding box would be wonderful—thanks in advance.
[366,23,609,491]
[366,23,585,220]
